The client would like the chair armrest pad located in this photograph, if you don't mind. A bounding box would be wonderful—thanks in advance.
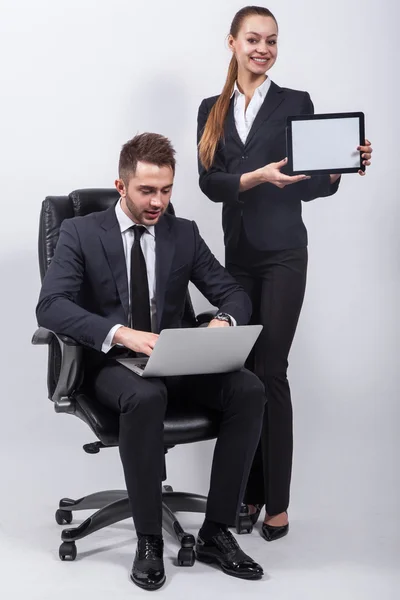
[31,327,80,346]
[31,327,54,345]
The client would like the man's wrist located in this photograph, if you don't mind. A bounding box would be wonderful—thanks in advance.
[102,323,125,353]
[112,325,130,346]
[214,313,235,326]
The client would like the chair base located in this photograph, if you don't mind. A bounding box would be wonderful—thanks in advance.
[55,486,207,564]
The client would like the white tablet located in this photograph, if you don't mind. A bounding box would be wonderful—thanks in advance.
[286,112,365,175]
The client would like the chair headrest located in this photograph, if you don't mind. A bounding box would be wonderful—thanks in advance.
[69,189,120,216]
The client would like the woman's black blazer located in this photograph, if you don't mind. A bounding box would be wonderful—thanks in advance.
[197,82,340,251]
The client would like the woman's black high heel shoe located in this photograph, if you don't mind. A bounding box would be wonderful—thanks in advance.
[261,512,289,542]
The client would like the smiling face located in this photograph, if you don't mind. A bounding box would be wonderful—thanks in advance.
[115,161,173,226]
[228,15,278,78]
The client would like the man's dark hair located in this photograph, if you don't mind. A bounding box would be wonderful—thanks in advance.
[118,132,176,183]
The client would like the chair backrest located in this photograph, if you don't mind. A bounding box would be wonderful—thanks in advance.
[38,189,197,398]
[38,189,119,280]
[39,188,179,278]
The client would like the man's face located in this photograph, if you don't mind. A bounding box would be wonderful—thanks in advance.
[116,161,174,226]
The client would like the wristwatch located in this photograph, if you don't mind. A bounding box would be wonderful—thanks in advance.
[214,312,233,326]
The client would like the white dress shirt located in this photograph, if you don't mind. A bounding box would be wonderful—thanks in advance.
[102,199,156,353]
[102,200,236,353]
[232,77,272,145]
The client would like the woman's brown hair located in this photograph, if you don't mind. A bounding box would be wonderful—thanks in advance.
[198,6,277,170]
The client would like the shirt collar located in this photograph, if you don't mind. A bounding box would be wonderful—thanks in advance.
[231,77,272,100]
[115,198,155,237]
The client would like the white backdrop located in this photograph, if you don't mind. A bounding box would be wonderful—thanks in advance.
[0,0,399,597]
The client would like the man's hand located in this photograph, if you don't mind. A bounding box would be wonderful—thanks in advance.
[207,319,230,328]
[113,326,159,356]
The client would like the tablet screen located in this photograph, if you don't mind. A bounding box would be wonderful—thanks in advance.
[287,112,364,175]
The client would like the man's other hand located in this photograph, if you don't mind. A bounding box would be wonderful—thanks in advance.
[207,319,230,328]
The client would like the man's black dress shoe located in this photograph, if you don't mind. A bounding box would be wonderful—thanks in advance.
[196,528,263,580]
[261,522,289,542]
[130,535,166,591]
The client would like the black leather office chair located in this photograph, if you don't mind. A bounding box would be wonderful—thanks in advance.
[32,189,252,565]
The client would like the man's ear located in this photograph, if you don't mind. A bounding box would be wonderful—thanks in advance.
[115,178,126,197]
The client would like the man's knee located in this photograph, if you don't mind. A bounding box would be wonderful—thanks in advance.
[227,369,267,413]
[121,381,168,416]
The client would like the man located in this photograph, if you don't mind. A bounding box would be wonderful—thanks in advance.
[36,133,266,591]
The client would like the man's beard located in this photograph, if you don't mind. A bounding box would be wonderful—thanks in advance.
[125,195,141,223]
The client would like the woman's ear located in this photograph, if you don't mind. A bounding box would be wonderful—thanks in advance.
[227,34,235,53]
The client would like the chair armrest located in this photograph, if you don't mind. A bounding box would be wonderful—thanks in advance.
[32,326,54,345]
[32,327,80,347]
[196,309,218,327]
[31,327,83,411]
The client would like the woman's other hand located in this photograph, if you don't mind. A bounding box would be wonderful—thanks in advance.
[330,138,373,183]
[357,138,373,176]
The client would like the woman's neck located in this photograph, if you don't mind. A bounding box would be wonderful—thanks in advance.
[236,71,268,101]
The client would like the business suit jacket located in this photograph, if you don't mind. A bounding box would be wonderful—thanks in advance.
[36,204,252,352]
[197,82,341,252]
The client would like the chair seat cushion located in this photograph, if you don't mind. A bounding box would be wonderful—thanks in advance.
[73,392,220,447]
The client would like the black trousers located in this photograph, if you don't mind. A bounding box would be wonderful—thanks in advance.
[86,360,266,535]
[226,230,308,516]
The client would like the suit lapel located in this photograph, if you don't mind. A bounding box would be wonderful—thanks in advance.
[155,214,175,331]
[98,205,130,321]
[225,96,244,149]
[244,81,285,147]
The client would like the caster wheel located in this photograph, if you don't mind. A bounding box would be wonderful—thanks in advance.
[55,509,73,525]
[163,485,173,492]
[177,547,195,567]
[59,541,77,561]
[236,516,253,535]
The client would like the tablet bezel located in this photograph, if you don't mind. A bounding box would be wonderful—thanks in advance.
[286,111,365,176]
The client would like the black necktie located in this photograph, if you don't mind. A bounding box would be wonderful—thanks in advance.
[130,226,151,332]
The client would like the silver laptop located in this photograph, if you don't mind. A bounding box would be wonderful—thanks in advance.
[116,325,263,377]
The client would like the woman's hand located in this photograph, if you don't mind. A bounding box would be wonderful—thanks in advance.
[330,138,373,183]
[259,157,310,188]
[240,157,310,192]
[357,138,373,176]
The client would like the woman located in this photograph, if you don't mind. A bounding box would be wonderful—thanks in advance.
[197,6,372,541]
